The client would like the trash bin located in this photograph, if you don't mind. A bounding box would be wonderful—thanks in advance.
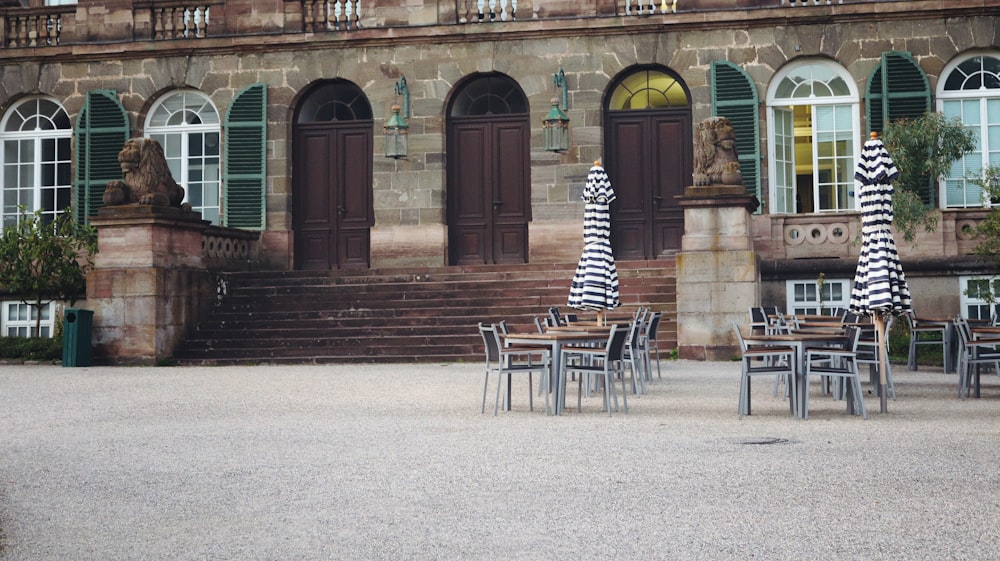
[62,308,94,367]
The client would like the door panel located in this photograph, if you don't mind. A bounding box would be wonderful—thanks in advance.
[652,117,690,255]
[606,111,691,260]
[338,128,373,268]
[293,124,373,269]
[448,118,529,265]
[607,117,649,260]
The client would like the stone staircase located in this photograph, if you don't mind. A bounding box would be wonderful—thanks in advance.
[173,259,677,365]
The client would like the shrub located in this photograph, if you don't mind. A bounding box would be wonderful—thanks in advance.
[0,335,63,361]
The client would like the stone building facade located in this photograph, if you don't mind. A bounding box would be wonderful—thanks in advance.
[1,0,1000,343]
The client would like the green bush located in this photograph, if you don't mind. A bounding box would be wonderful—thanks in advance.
[0,335,63,361]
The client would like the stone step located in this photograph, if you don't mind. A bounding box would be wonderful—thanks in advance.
[174,260,677,365]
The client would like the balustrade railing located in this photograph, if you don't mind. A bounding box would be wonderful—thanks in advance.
[151,3,212,39]
[0,0,946,49]
[622,0,677,16]
[3,6,71,47]
[457,0,517,23]
[301,0,360,31]
[783,0,844,5]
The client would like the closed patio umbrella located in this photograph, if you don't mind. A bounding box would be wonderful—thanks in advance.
[568,161,621,325]
[849,132,912,413]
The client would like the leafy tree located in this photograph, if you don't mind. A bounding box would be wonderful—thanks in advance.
[971,165,1000,263]
[0,208,98,336]
[882,112,977,242]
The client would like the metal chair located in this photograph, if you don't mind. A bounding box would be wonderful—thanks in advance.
[478,322,552,415]
[642,311,664,379]
[560,325,629,416]
[803,326,867,419]
[732,322,796,418]
[905,311,947,370]
[953,317,1000,399]
[623,308,649,395]
[749,307,769,335]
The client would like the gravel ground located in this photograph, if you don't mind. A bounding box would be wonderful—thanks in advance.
[0,360,998,561]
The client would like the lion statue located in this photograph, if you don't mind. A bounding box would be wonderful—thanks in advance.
[693,116,743,186]
[102,138,187,208]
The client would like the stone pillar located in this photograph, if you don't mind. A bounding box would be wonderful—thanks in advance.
[676,185,759,361]
[86,205,212,365]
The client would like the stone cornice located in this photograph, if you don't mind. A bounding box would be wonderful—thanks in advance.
[2,0,997,65]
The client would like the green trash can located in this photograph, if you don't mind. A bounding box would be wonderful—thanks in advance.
[62,308,94,367]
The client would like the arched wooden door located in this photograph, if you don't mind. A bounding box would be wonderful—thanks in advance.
[292,81,374,270]
[604,67,692,260]
[446,73,531,265]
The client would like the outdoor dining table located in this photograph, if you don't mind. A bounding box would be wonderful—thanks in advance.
[500,331,609,415]
[742,331,849,419]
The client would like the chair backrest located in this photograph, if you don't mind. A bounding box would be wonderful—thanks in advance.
[645,312,662,339]
[496,320,508,335]
[548,306,564,327]
[731,322,748,353]
[606,325,629,361]
[954,317,971,345]
[843,325,862,353]
[478,323,501,362]
[534,316,546,333]
[626,313,643,347]
[749,307,766,325]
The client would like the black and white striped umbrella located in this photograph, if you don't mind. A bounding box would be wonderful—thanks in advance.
[849,134,911,412]
[567,163,621,316]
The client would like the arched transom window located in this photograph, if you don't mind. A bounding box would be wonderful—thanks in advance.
[608,69,689,110]
[0,97,72,227]
[145,90,222,223]
[938,51,1000,208]
[766,59,861,214]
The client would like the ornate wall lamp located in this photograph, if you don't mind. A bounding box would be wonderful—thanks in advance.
[542,68,570,153]
[385,76,410,159]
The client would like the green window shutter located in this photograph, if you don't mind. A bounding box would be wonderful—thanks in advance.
[866,51,931,135]
[74,90,129,225]
[710,60,761,207]
[223,83,267,230]
[866,51,932,203]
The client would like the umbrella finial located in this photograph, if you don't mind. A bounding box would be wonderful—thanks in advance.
[870,131,879,139]
[594,159,602,167]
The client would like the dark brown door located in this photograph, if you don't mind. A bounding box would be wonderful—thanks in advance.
[293,123,373,270]
[606,111,691,260]
[447,116,530,265]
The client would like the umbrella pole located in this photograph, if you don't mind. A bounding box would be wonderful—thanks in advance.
[875,314,888,414]
[597,310,606,326]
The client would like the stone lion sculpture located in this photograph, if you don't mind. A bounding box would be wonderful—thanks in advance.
[102,138,187,208]
[693,116,743,186]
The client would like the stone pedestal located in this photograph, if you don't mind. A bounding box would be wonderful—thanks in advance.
[86,205,212,365]
[676,185,759,361]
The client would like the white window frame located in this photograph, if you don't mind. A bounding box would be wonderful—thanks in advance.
[145,90,222,224]
[0,97,73,228]
[2,301,55,338]
[766,59,862,215]
[937,50,1000,209]
[785,278,850,316]
[960,275,1000,321]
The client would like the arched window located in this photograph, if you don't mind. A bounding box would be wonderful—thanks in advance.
[145,90,222,223]
[448,73,528,117]
[938,51,1000,208]
[766,59,860,214]
[608,68,689,110]
[0,97,72,227]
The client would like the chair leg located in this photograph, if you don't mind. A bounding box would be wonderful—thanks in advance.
[527,372,534,412]
[482,368,490,414]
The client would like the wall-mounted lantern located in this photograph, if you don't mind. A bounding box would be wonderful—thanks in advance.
[385,76,410,159]
[542,68,570,153]
[542,98,570,153]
